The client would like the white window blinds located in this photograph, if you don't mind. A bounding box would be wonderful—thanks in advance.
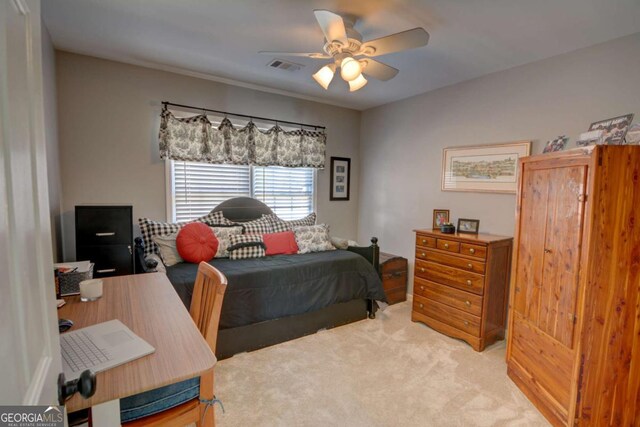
[170,161,314,222]
[172,162,251,222]
[253,166,314,220]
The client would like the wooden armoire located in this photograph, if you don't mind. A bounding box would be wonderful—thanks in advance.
[506,146,640,426]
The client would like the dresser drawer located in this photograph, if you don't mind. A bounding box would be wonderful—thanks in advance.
[415,234,436,249]
[413,294,481,336]
[76,245,133,277]
[420,249,485,274]
[414,277,482,316]
[436,238,460,253]
[415,259,485,295]
[460,243,487,259]
[76,206,133,246]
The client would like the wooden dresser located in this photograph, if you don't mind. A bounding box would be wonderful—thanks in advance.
[379,252,408,304]
[507,146,640,426]
[412,229,512,351]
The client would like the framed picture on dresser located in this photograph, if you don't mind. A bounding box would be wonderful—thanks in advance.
[330,157,351,201]
[441,141,531,193]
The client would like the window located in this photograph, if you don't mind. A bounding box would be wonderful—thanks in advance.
[169,161,314,222]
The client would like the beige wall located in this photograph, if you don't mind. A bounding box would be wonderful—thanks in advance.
[41,22,63,262]
[56,52,361,260]
[357,33,640,292]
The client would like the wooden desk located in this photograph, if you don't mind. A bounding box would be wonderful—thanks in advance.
[58,272,216,413]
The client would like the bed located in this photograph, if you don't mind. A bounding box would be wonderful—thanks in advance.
[134,197,385,359]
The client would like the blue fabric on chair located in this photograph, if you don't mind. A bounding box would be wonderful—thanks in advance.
[120,377,200,423]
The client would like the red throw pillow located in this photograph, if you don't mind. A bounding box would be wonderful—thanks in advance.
[263,231,299,256]
[176,223,219,263]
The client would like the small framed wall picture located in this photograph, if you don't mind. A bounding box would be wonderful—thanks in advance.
[457,218,480,234]
[330,157,351,201]
[433,209,450,229]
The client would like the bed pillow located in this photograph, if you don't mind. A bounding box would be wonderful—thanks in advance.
[293,224,335,254]
[227,234,266,259]
[264,213,316,231]
[176,223,218,263]
[151,233,183,266]
[138,210,228,257]
[263,231,299,256]
[241,218,275,234]
[211,226,243,258]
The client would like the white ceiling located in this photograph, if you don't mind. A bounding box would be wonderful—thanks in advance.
[43,0,640,110]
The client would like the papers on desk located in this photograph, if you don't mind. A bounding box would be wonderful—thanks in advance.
[54,260,92,273]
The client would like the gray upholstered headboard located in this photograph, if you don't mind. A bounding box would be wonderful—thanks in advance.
[211,197,273,222]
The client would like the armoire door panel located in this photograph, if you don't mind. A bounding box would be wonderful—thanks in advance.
[538,165,587,347]
[510,315,574,411]
[513,167,549,319]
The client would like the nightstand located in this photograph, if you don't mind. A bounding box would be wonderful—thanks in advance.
[379,252,408,304]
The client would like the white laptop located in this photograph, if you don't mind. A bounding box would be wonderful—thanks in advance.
[61,319,155,380]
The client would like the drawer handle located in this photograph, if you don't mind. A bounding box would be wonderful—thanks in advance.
[544,248,552,254]
[421,252,426,257]
[420,285,425,291]
[422,239,426,244]
[467,263,473,269]
[469,248,475,254]
[419,303,424,309]
[466,279,472,286]
[464,321,470,326]
[465,300,471,307]
[97,268,116,274]
[95,232,115,237]
[444,243,449,249]
[420,268,425,273]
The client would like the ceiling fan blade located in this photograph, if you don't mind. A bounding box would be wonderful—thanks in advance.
[258,51,330,59]
[313,9,348,46]
[360,59,399,81]
[360,28,430,57]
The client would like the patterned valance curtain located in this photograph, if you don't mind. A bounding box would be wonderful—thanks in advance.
[159,108,326,168]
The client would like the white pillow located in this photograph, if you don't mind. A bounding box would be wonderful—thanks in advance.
[151,233,183,266]
[211,226,243,257]
[293,224,335,254]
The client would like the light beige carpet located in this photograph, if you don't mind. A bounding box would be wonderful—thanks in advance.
[213,301,549,427]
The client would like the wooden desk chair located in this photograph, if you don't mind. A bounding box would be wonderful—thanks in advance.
[124,262,227,427]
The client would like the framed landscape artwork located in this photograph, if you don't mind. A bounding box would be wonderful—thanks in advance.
[330,157,350,201]
[441,141,531,193]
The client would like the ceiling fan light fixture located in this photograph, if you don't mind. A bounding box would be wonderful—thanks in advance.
[340,56,362,81]
[312,64,336,90]
[348,73,368,92]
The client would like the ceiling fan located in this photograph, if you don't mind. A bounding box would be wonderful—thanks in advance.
[260,10,430,92]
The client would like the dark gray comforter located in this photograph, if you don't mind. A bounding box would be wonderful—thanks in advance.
[165,250,385,329]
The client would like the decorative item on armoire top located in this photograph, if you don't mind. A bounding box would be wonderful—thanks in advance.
[330,157,350,201]
[577,129,605,146]
[440,223,455,234]
[457,218,480,234]
[441,141,531,194]
[588,113,634,145]
[543,135,568,153]
[432,209,450,229]
[625,123,640,145]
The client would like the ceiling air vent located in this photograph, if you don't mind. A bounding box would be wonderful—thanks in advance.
[267,59,305,72]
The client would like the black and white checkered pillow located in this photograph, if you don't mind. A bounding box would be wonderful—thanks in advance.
[241,218,274,234]
[227,234,266,259]
[263,212,316,231]
[138,211,228,257]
